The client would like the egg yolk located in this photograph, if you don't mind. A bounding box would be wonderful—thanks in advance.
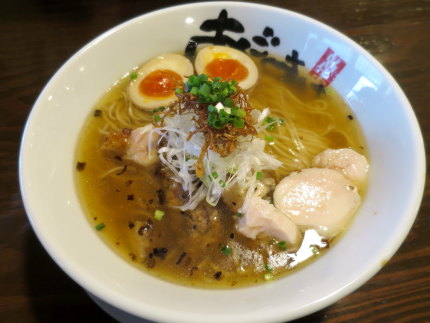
[139,70,183,97]
[204,58,249,82]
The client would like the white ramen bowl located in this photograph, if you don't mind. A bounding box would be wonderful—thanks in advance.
[19,2,425,322]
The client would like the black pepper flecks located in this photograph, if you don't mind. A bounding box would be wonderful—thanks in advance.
[127,194,134,200]
[94,109,102,117]
[153,247,168,259]
[76,162,86,171]
[156,189,165,205]
[176,252,187,265]
[213,271,222,280]
[116,165,127,175]
[347,114,354,120]
[137,220,153,235]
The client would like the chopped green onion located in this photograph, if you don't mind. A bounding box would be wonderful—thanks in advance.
[234,212,243,218]
[219,180,226,187]
[208,104,216,113]
[188,74,199,86]
[263,116,285,130]
[264,273,274,281]
[175,88,184,94]
[218,109,229,122]
[213,119,223,129]
[263,116,276,130]
[129,72,138,80]
[198,73,208,82]
[152,107,166,113]
[235,109,246,118]
[256,171,263,180]
[184,74,246,129]
[95,223,105,231]
[154,209,165,221]
[199,82,211,97]
[223,97,233,107]
[264,263,273,272]
[232,118,245,128]
[154,114,161,122]
[190,86,199,96]
[278,241,287,251]
[265,135,274,142]
[265,116,276,123]
[311,246,319,255]
[211,171,219,179]
[221,245,232,256]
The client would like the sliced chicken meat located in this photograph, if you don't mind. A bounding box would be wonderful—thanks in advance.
[126,124,160,166]
[102,125,160,167]
[311,148,369,185]
[222,176,276,213]
[236,195,301,245]
[273,168,361,238]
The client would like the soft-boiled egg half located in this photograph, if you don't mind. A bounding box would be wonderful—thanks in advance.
[128,53,193,110]
[194,45,259,90]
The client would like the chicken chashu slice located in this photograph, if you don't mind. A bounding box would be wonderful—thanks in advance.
[236,195,302,245]
[273,168,361,238]
[102,124,160,167]
[312,148,369,186]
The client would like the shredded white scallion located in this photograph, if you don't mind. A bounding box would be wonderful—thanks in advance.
[153,109,282,212]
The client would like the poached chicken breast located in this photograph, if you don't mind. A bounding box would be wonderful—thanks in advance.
[312,148,369,185]
[237,195,301,244]
[273,168,361,238]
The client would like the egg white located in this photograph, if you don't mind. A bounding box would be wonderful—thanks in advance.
[128,53,193,110]
[194,45,259,90]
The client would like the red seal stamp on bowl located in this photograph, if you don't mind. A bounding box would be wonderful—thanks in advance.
[310,48,346,85]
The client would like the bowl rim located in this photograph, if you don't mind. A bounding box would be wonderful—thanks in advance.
[19,1,426,322]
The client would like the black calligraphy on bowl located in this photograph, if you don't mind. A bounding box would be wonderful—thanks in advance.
[184,9,333,95]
